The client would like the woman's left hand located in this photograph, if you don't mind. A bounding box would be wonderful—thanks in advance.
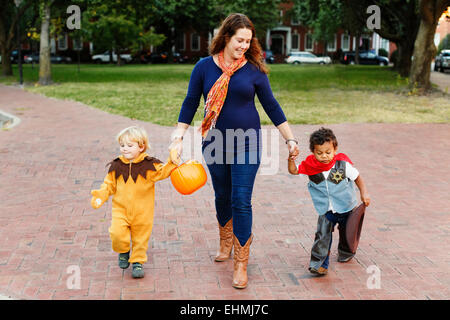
[287,141,300,160]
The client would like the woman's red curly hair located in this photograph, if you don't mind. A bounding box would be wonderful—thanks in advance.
[209,13,268,74]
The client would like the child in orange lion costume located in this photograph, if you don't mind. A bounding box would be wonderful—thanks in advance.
[91,126,180,278]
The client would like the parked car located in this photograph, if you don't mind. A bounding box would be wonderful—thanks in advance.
[11,50,32,63]
[51,54,72,64]
[434,49,450,72]
[24,53,39,63]
[23,53,72,64]
[172,52,188,63]
[148,52,168,63]
[264,50,274,64]
[92,51,132,63]
[285,51,331,65]
[341,51,389,66]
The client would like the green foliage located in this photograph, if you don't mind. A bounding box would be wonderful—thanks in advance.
[437,34,450,53]
[82,2,166,56]
[291,0,345,43]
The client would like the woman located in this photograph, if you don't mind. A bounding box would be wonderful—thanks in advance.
[169,13,299,289]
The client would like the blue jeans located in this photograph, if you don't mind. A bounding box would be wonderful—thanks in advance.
[203,149,260,247]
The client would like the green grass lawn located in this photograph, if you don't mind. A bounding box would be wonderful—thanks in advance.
[1,63,449,125]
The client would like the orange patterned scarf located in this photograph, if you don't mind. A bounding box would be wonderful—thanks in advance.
[200,51,247,138]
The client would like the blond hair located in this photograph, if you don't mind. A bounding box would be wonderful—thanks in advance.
[116,126,149,152]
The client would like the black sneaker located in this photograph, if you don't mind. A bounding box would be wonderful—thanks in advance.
[132,263,144,278]
[118,252,130,269]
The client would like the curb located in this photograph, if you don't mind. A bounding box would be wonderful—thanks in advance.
[0,109,21,129]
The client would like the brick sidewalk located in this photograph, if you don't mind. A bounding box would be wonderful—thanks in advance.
[0,84,449,300]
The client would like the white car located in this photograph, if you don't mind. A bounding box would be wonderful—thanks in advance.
[92,51,132,63]
[285,51,331,65]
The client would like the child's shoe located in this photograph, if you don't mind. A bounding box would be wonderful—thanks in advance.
[309,266,328,276]
[118,252,130,269]
[132,263,145,278]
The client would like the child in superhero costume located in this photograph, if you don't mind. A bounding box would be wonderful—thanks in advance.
[288,128,370,276]
[90,126,180,278]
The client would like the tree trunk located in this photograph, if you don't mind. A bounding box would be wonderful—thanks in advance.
[0,6,13,77]
[1,47,13,76]
[355,34,360,64]
[39,3,52,85]
[395,40,415,77]
[409,20,438,92]
[116,47,122,66]
[409,0,448,93]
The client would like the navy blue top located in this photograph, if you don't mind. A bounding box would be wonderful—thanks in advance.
[178,56,287,153]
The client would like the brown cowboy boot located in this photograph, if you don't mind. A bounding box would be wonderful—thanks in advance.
[232,234,253,289]
[214,219,233,262]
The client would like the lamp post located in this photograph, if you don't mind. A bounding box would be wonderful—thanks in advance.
[15,0,23,86]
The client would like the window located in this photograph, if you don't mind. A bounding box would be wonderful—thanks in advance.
[191,33,200,51]
[73,37,83,51]
[176,33,185,51]
[291,15,300,26]
[327,34,337,51]
[305,33,313,51]
[291,33,299,50]
[341,34,350,51]
[58,33,67,50]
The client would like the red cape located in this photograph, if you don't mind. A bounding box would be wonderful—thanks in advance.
[298,153,353,175]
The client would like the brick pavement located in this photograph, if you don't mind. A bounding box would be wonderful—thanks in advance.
[0,84,449,300]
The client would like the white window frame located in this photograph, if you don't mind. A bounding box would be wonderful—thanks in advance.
[305,33,314,51]
[191,33,200,52]
[58,33,68,50]
[327,34,337,52]
[177,32,186,51]
[291,32,299,50]
[341,34,350,51]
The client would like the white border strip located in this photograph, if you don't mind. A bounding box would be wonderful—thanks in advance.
[0,109,21,129]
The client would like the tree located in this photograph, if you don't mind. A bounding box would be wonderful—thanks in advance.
[409,0,450,93]
[38,0,77,85]
[83,1,165,65]
[0,0,35,77]
[290,0,346,56]
[344,0,421,77]
[38,0,52,85]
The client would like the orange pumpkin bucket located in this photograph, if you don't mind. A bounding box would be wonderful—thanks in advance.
[170,160,207,195]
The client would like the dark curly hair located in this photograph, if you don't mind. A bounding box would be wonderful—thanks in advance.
[309,127,338,152]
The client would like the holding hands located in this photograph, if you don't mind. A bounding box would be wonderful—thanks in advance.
[169,148,181,166]
[287,140,300,161]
